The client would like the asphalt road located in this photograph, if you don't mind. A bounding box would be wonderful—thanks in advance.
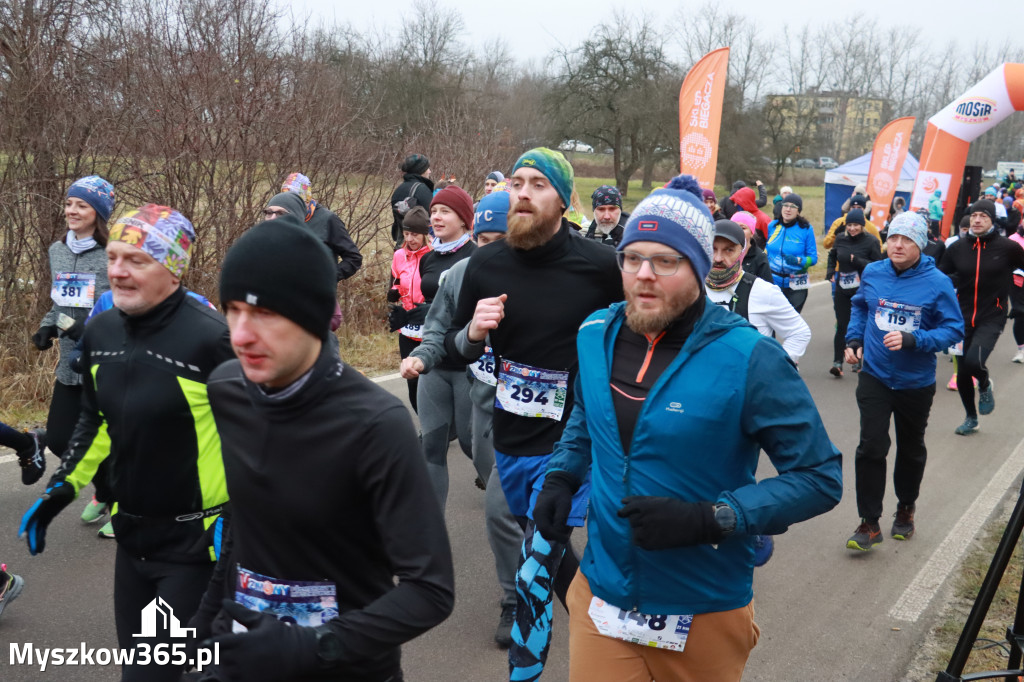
[2,281,1024,681]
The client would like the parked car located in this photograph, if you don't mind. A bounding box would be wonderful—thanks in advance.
[557,140,594,153]
[817,156,839,169]
[982,169,998,179]
[794,158,817,169]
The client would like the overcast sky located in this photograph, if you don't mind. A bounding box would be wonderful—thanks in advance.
[285,0,1019,61]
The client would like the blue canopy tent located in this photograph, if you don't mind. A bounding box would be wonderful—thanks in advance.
[823,151,919,229]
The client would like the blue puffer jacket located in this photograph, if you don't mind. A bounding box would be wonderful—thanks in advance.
[846,255,964,390]
[765,219,818,289]
[548,301,842,615]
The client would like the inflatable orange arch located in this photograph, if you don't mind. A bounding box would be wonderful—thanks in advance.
[910,63,1024,236]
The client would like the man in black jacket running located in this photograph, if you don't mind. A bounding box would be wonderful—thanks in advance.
[191,220,454,682]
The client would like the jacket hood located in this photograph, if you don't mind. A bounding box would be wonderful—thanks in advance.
[731,187,757,212]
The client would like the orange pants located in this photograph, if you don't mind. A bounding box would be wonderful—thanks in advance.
[567,570,760,682]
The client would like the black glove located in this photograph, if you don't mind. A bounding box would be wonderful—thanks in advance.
[532,471,581,544]
[387,305,408,332]
[59,320,85,342]
[19,481,75,555]
[386,288,400,303]
[205,600,322,682]
[899,331,917,350]
[405,303,428,327]
[617,496,722,551]
[31,326,58,350]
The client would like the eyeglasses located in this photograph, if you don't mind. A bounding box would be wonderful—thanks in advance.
[263,209,289,217]
[781,203,800,210]
[616,250,687,276]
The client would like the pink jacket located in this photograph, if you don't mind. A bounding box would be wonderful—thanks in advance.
[391,244,430,310]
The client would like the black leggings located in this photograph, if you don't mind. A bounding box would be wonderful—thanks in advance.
[782,287,809,313]
[1013,315,1024,346]
[114,546,213,682]
[833,289,854,363]
[958,324,1002,417]
[397,335,420,413]
[47,380,113,503]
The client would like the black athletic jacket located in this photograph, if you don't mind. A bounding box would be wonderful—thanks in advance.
[55,286,234,563]
[445,219,623,455]
[826,231,882,287]
[200,345,454,680]
[939,229,1024,330]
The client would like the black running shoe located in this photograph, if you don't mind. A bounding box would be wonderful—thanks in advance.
[847,519,882,551]
[0,565,24,620]
[16,429,46,486]
[892,505,915,540]
[495,603,515,649]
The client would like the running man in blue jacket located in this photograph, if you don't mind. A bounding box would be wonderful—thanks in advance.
[531,175,842,682]
[844,212,964,551]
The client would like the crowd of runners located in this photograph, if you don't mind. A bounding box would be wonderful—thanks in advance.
[0,152,1022,681]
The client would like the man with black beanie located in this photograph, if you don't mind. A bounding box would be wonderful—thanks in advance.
[190,221,454,681]
[939,199,1024,434]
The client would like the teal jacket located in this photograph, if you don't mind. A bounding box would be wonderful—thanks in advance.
[548,301,842,615]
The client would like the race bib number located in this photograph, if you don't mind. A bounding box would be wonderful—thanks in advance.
[875,299,922,333]
[948,341,963,356]
[838,272,860,290]
[788,273,810,290]
[469,347,497,386]
[233,566,338,632]
[588,596,691,652]
[399,324,423,340]
[51,272,96,308]
[495,359,568,421]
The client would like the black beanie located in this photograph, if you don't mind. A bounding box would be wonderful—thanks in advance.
[783,193,803,212]
[401,154,430,175]
[845,208,865,225]
[220,220,337,339]
[969,199,997,223]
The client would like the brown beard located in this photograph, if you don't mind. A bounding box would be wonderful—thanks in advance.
[506,200,562,250]
[624,285,698,335]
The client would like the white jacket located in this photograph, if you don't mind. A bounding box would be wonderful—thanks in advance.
[706,276,812,360]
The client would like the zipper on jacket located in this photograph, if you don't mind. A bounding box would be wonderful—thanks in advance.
[971,240,983,327]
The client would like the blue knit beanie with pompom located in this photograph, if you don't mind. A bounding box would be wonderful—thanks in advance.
[619,174,716,281]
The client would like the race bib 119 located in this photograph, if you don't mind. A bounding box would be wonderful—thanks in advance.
[588,596,691,651]
[495,359,568,420]
[875,299,922,333]
[51,272,96,309]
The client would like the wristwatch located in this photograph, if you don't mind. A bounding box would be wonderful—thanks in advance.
[314,626,344,668]
[713,503,737,537]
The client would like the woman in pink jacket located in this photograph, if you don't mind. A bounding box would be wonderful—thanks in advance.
[388,206,431,411]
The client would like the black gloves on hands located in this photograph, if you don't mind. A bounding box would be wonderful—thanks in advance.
[59,320,85,342]
[19,481,75,555]
[204,600,322,682]
[386,288,400,303]
[31,326,58,350]
[387,305,408,332]
[617,497,723,551]
[532,471,581,544]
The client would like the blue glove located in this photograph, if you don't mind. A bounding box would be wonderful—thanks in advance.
[783,254,805,268]
[19,481,75,555]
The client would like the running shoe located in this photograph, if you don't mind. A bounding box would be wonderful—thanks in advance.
[847,520,882,551]
[1013,349,1024,364]
[851,360,862,373]
[16,429,46,486]
[829,362,843,378]
[978,379,995,415]
[495,603,515,649]
[81,497,108,524]
[753,534,774,567]
[947,374,957,391]
[97,521,115,539]
[0,565,24,620]
[954,416,980,435]
[891,505,915,540]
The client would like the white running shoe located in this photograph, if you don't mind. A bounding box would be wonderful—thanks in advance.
[1013,349,1024,364]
